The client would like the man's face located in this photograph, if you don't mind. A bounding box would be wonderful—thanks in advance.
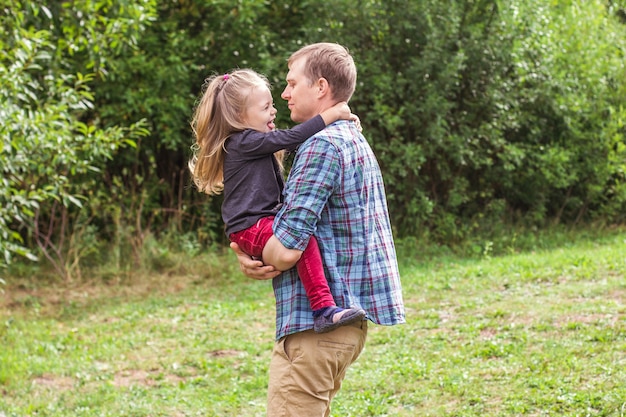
[281,58,319,123]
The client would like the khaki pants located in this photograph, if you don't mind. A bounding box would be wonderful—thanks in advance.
[267,320,368,417]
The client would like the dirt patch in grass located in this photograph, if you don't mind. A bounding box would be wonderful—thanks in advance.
[112,369,190,387]
[1,272,204,316]
[554,312,623,327]
[209,349,245,357]
[32,374,75,390]
[113,370,154,387]
[30,369,190,390]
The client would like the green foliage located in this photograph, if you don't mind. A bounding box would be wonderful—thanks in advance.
[498,0,626,225]
[334,0,626,240]
[2,0,626,276]
[0,1,155,276]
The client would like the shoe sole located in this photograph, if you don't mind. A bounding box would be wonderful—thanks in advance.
[314,308,366,334]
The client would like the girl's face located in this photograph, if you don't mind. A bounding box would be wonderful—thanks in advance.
[244,85,277,132]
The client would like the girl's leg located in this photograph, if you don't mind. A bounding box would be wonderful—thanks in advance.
[230,217,335,310]
[229,217,276,259]
[297,237,366,333]
[296,235,335,311]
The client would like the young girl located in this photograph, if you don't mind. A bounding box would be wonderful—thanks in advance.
[189,69,365,333]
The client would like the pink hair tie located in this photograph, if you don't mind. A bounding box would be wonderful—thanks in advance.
[223,74,229,80]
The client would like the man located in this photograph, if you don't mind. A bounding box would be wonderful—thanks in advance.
[231,42,405,416]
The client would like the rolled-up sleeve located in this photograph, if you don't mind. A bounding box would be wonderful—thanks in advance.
[273,134,339,250]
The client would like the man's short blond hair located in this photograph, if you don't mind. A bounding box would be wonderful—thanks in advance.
[288,43,357,102]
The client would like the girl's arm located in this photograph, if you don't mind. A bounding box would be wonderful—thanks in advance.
[236,102,353,156]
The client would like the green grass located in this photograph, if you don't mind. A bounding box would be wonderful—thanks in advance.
[1,230,625,416]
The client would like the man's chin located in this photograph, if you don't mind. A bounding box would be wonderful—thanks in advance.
[290,113,305,123]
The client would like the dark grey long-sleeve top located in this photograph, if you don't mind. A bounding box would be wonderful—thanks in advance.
[222,115,325,237]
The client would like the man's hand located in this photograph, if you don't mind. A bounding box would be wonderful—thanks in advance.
[230,242,281,280]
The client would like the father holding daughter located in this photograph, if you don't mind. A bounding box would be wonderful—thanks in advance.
[231,42,405,416]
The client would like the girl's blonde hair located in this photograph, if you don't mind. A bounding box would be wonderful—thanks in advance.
[189,69,271,195]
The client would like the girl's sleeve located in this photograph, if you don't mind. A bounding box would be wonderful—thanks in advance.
[236,115,326,156]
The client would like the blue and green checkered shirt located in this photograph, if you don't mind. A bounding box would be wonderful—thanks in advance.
[272,120,406,340]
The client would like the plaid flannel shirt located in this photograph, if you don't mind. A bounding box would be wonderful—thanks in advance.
[272,120,406,340]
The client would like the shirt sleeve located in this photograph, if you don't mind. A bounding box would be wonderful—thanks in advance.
[234,115,325,157]
[273,132,340,250]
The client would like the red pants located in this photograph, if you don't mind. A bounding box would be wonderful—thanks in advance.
[229,217,335,311]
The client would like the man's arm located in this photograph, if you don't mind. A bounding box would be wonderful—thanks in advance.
[272,135,339,251]
[231,131,339,276]
[261,235,303,271]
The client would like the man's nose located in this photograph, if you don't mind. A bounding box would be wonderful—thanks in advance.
[281,87,289,100]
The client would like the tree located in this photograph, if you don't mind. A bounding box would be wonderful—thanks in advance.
[0,1,155,277]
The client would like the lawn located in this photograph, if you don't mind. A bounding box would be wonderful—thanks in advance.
[1,231,625,416]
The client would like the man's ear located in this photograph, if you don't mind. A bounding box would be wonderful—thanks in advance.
[316,78,330,98]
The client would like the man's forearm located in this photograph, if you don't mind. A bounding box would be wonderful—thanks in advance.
[261,235,304,271]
